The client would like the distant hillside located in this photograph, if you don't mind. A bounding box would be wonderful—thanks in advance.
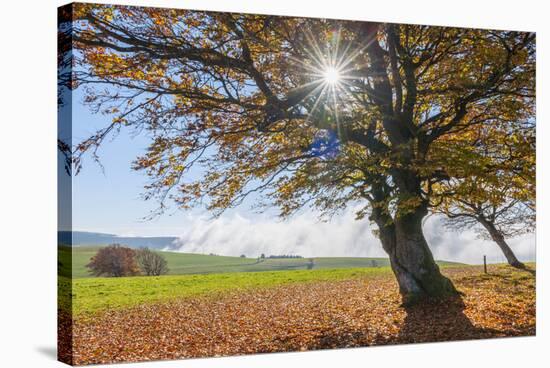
[59,245,463,279]
[58,231,178,250]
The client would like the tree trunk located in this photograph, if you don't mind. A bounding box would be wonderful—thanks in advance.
[370,197,457,305]
[479,218,525,269]
[392,209,457,304]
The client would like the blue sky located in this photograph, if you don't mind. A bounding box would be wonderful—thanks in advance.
[70,87,208,236]
[68,86,276,237]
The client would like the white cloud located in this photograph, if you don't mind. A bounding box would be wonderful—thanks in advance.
[170,208,536,264]
[171,207,384,258]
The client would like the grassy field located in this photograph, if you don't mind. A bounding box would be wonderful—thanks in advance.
[60,267,393,315]
[59,245,461,278]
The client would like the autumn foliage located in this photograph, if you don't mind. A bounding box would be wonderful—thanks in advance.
[86,244,140,277]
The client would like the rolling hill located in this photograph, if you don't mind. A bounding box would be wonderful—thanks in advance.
[59,245,462,278]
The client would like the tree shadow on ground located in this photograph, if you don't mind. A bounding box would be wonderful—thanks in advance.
[269,290,530,353]
[396,294,497,344]
[307,295,499,350]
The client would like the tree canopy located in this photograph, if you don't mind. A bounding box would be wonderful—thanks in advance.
[64,5,534,218]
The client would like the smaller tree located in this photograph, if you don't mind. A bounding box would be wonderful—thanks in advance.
[433,125,535,270]
[435,177,533,269]
[136,248,169,276]
[240,254,246,258]
[86,244,140,277]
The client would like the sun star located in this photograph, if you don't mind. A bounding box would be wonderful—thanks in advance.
[323,66,341,85]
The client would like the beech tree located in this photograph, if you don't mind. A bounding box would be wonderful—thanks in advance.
[433,123,535,268]
[61,4,535,303]
[439,179,533,268]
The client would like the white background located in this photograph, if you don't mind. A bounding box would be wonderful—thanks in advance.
[0,0,547,367]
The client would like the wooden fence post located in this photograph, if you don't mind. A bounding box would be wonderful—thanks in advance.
[483,255,487,274]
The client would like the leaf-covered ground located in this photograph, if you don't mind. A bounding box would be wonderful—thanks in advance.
[59,265,535,366]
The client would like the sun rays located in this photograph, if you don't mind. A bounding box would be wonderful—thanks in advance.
[285,27,368,132]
